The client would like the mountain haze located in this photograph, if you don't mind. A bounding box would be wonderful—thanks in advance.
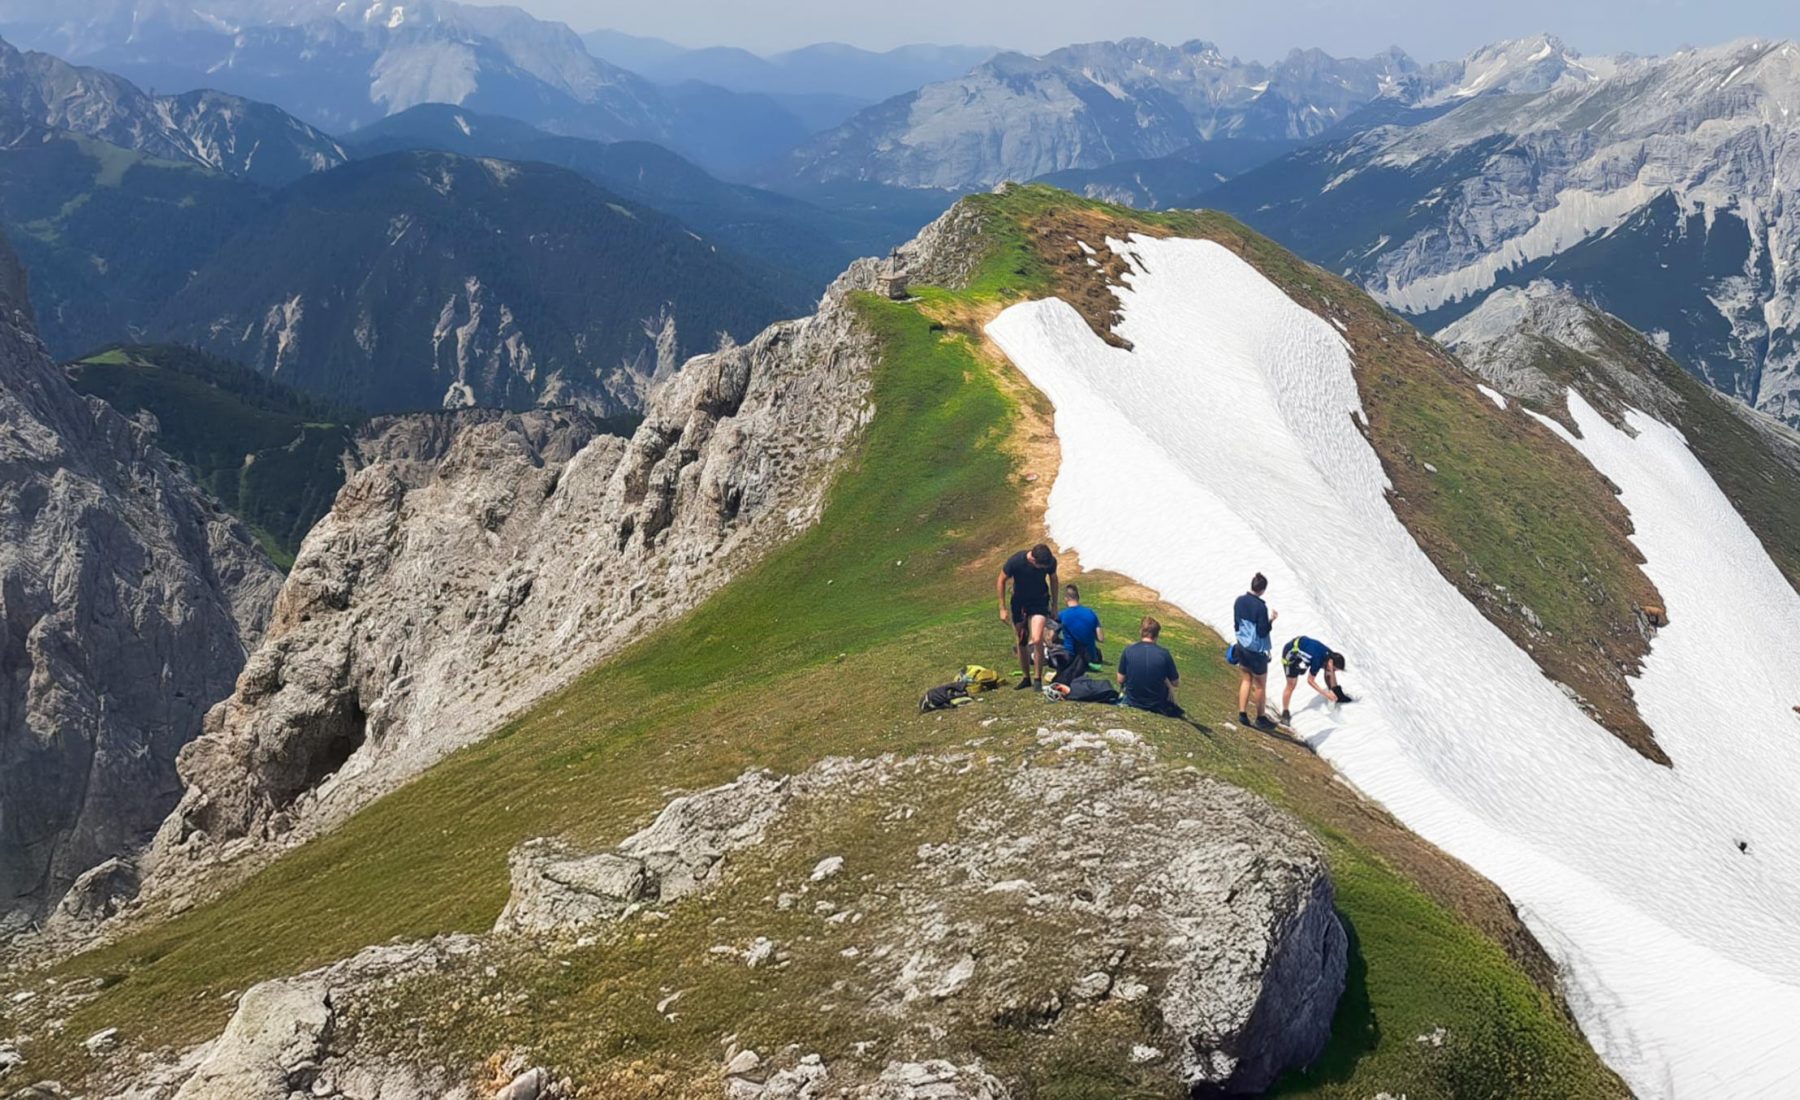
[156,149,800,415]
[0,33,346,186]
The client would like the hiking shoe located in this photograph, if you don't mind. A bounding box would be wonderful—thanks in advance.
[1255,715,1279,732]
[1238,711,1250,726]
[1280,709,1292,724]
[1014,678,1035,690]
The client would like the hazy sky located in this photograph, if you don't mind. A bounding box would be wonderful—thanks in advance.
[524,0,1791,61]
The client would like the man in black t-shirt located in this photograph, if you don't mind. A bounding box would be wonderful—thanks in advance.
[996,542,1058,688]
[1117,616,1182,717]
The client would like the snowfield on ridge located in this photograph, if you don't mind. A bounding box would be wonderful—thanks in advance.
[985,234,1800,1098]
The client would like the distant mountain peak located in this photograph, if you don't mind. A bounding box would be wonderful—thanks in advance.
[0,33,347,185]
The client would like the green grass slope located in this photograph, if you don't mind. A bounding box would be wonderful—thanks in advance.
[65,344,362,566]
[9,187,1624,1098]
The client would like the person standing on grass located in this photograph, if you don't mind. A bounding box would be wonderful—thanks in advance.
[1057,584,1105,666]
[1117,616,1182,717]
[997,543,1059,688]
[1279,636,1349,724]
[1231,572,1278,730]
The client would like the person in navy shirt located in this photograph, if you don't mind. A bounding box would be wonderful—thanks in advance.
[1117,616,1182,716]
[1230,572,1278,730]
[1056,584,1104,666]
[1279,636,1349,723]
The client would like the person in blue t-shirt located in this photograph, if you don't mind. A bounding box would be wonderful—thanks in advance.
[1279,636,1349,723]
[1117,616,1182,716]
[1229,572,1278,730]
[1055,584,1104,666]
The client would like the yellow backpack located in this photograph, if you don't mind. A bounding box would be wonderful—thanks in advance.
[957,665,1003,692]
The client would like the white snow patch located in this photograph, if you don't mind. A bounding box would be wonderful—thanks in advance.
[985,233,1800,1099]
[1477,383,1508,408]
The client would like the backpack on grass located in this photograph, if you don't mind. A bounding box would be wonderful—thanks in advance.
[957,665,1002,692]
[920,683,975,712]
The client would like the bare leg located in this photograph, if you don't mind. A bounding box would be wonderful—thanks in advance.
[1251,672,1268,718]
[1237,668,1252,715]
[1282,677,1298,714]
[1028,614,1048,683]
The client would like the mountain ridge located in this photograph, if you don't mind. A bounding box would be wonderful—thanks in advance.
[1207,36,1800,425]
[0,32,346,186]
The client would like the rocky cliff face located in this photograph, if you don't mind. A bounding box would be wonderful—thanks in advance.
[784,34,1612,194]
[0,233,281,931]
[143,253,891,900]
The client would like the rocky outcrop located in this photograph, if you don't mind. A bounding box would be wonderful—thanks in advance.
[169,937,492,1100]
[497,738,1344,1095]
[496,769,792,934]
[105,730,1341,1098]
[0,232,280,930]
[143,252,894,901]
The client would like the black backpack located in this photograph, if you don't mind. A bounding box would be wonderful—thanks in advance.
[920,682,974,712]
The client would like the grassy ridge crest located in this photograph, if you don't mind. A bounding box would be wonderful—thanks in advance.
[11,187,1623,1098]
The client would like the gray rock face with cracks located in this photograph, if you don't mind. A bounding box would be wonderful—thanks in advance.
[0,232,280,930]
[138,231,927,907]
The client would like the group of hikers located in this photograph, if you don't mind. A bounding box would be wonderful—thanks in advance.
[997,544,1350,730]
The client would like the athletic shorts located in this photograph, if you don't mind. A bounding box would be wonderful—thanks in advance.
[1010,600,1050,625]
[1236,647,1271,676]
[1283,653,1313,681]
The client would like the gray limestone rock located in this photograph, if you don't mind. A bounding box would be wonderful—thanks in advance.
[138,211,978,911]
[0,230,281,929]
[496,770,793,934]
[139,256,888,904]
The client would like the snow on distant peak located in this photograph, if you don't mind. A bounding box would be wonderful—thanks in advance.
[987,233,1800,1099]
[1422,33,1610,105]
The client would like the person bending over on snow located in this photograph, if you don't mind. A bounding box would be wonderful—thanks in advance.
[1056,584,1105,667]
[1118,617,1182,717]
[1279,636,1349,724]
[997,543,1059,689]
[1232,573,1278,730]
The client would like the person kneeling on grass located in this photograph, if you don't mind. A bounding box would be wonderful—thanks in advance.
[1279,636,1349,724]
[1057,584,1105,666]
[1118,617,1183,717]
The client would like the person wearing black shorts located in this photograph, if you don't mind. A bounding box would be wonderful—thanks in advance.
[1231,572,1278,730]
[1279,636,1349,723]
[997,543,1059,688]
